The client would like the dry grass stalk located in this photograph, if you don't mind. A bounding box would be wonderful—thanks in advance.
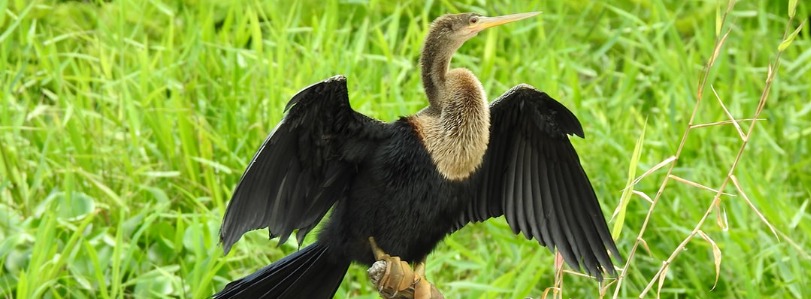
[610,0,804,297]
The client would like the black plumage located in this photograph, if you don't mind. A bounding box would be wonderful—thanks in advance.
[216,12,620,299]
[454,85,621,278]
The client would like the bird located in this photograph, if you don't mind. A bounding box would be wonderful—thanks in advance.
[215,11,621,299]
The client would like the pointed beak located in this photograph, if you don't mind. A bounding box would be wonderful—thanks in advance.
[469,12,540,33]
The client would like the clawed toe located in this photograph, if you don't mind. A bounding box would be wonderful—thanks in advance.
[367,237,444,299]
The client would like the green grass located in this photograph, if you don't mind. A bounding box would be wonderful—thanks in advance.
[1,0,809,298]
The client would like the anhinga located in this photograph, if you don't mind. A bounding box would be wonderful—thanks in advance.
[216,12,621,299]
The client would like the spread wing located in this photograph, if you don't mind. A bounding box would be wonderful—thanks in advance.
[459,84,621,280]
[220,75,390,253]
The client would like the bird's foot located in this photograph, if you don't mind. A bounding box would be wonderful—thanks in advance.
[367,237,444,299]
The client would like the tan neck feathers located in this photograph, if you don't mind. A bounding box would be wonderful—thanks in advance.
[411,69,490,181]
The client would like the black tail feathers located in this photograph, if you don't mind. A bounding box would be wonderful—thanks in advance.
[214,243,349,299]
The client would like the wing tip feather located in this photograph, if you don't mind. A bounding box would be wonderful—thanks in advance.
[497,84,586,139]
[285,75,349,112]
[326,74,347,82]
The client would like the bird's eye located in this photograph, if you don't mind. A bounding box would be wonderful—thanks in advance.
[470,16,479,24]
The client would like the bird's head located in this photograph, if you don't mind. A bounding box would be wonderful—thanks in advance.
[429,12,540,44]
[419,11,540,110]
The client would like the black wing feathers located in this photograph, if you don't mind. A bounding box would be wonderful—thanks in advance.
[460,84,621,280]
[220,76,388,253]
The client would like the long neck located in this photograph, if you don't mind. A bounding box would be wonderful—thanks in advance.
[420,32,463,111]
[414,34,491,181]
[411,68,491,180]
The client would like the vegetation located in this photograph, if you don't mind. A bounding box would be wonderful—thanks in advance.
[1,0,808,298]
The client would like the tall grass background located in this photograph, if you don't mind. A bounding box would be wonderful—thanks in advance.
[1,0,809,298]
